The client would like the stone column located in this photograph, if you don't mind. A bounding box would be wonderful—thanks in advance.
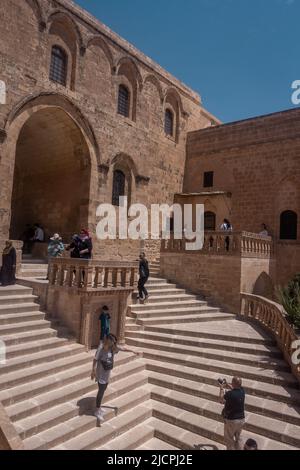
[80,299,93,351]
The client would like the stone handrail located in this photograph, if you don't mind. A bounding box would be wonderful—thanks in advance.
[48,258,139,290]
[161,231,273,258]
[240,293,300,383]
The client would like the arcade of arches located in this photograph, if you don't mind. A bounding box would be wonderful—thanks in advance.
[10,108,91,242]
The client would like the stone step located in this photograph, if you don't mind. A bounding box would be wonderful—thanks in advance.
[4,335,75,360]
[0,285,33,296]
[141,347,297,388]
[138,436,180,451]
[0,343,85,375]
[150,385,300,448]
[147,371,300,426]
[99,420,154,450]
[131,297,205,309]
[54,399,152,451]
[149,418,225,450]
[0,327,58,347]
[147,278,166,284]
[0,311,45,325]
[136,312,235,326]
[0,303,40,315]
[141,324,275,346]
[151,400,297,451]
[127,337,288,371]
[27,390,151,450]
[146,286,185,293]
[14,361,147,439]
[125,330,282,358]
[131,306,222,319]
[0,294,39,306]
[9,364,147,427]
[0,318,52,336]
[0,350,136,392]
[145,359,300,405]
[20,271,47,279]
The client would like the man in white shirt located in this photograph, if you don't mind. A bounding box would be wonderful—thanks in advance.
[33,224,45,242]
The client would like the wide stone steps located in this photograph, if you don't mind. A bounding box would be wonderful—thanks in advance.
[135,312,236,326]
[151,400,297,451]
[0,303,41,315]
[141,324,275,346]
[126,337,288,371]
[132,296,203,307]
[0,311,46,325]
[0,327,58,347]
[97,419,155,450]
[141,347,298,388]
[2,356,144,410]
[131,305,218,319]
[15,361,147,443]
[0,343,85,375]
[4,335,75,359]
[138,435,180,451]
[145,418,225,451]
[0,294,39,306]
[150,385,300,448]
[52,399,152,451]
[147,371,300,427]
[0,319,52,336]
[9,361,147,428]
[145,359,300,406]
[0,285,33,296]
[125,330,281,357]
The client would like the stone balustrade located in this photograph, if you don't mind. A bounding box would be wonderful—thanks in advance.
[48,258,139,290]
[161,231,273,258]
[240,293,300,384]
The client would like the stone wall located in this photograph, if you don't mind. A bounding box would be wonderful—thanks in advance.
[0,0,218,261]
[160,252,276,313]
[184,108,300,286]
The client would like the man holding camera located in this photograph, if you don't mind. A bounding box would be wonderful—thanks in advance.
[219,376,246,450]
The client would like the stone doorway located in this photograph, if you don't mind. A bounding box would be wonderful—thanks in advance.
[10,107,92,247]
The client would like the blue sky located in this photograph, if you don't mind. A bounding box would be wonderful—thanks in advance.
[76,0,299,123]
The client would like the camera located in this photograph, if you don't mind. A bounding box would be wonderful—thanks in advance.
[218,378,227,386]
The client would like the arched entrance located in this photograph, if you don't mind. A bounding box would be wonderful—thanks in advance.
[10,107,92,243]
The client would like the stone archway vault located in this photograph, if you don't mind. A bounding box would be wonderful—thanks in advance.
[9,106,95,242]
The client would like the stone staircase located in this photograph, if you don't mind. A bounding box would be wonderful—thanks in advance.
[0,268,299,450]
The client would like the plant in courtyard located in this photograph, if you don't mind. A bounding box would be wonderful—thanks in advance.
[277,274,300,329]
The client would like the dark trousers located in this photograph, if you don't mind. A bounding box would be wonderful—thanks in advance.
[96,383,108,408]
[138,277,148,300]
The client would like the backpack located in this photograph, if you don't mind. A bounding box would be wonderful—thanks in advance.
[101,350,114,371]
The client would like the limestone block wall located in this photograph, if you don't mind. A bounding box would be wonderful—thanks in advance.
[160,252,277,313]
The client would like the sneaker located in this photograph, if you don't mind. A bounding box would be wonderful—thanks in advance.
[94,409,105,422]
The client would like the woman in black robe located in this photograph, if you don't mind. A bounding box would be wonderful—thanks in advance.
[0,241,16,286]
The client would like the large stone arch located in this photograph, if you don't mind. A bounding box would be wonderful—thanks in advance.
[47,10,84,52]
[2,93,99,243]
[116,57,143,91]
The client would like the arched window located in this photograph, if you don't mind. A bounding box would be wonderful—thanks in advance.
[165,109,174,136]
[118,85,130,118]
[112,170,126,206]
[280,211,298,240]
[204,212,216,231]
[50,46,68,86]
